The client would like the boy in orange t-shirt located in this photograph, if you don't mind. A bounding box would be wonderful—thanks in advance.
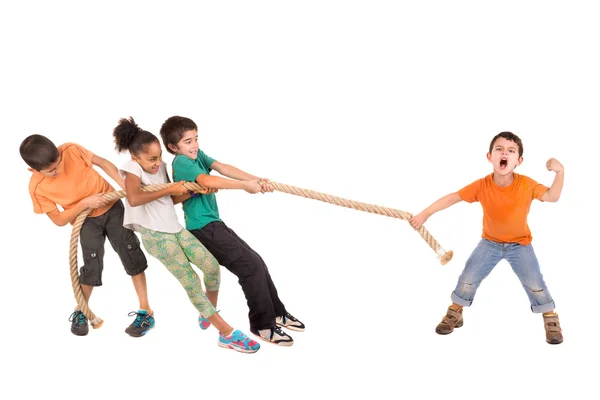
[20,134,155,338]
[409,131,565,344]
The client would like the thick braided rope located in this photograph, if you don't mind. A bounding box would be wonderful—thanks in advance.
[70,181,452,326]
[269,182,453,264]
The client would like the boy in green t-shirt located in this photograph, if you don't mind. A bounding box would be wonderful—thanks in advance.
[160,116,305,346]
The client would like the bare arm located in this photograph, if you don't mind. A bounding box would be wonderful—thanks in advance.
[211,161,259,181]
[409,192,462,230]
[92,155,125,189]
[46,205,89,227]
[541,158,564,202]
[46,195,109,226]
[165,174,193,204]
[124,172,186,207]
[196,173,262,193]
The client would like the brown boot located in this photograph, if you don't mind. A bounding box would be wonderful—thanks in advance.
[435,306,463,335]
[543,313,563,344]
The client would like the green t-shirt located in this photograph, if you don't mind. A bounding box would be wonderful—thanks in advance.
[172,151,221,230]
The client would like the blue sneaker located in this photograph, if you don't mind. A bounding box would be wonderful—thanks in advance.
[198,314,211,330]
[125,310,155,337]
[218,329,261,353]
[69,310,89,336]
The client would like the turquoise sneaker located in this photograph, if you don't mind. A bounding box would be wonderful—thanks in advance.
[125,310,155,337]
[218,329,260,353]
[68,310,89,336]
[198,314,211,330]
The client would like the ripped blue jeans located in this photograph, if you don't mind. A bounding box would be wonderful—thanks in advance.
[451,239,555,313]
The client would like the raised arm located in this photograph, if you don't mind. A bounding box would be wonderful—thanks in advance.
[540,158,564,202]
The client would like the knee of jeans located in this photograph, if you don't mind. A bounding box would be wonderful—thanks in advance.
[456,280,476,297]
[524,284,545,294]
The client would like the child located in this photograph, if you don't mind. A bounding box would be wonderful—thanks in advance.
[159,115,304,346]
[20,134,155,337]
[113,117,260,353]
[409,131,564,344]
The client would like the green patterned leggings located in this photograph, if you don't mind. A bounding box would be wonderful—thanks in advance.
[140,227,220,317]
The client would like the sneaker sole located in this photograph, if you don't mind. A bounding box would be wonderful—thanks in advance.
[126,323,156,338]
[276,322,305,332]
[251,332,294,347]
[435,320,464,335]
[218,341,260,353]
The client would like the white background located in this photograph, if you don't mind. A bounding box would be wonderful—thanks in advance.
[1,1,598,399]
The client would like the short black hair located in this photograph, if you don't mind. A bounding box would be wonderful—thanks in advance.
[19,134,60,170]
[160,116,198,155]
[489,131,524,157]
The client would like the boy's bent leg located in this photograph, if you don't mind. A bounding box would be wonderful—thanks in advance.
[73,218,106,335]
[505,244,555,313]
[190,222,277,331]
[230,230,306,331]
[451,239,503,307]
[104,201,150,308]
[104,201,153,336]
[79,216,107,287]
[105,201,148,277]
[506,244,562,344]
[226,228,287,317]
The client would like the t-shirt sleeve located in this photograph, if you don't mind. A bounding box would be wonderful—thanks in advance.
[69,143,94,167]
[458,179,482,203]
[173,155,204,182]
[28,178,58,214]
[525,176,550,201]
[119,160,143,180]
[160,162,171,183]
[198,150,216,171]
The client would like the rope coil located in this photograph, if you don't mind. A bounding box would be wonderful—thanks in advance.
[70,181,453,327]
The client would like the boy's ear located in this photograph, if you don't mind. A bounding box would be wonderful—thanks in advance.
[516,156,523,166]
[486,152,492,162]
[167,143,178,153]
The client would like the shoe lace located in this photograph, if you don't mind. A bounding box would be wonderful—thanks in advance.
[273,326,287,338]
[69,311,86,325]
[285,313,297,322]
[127,311,145,327]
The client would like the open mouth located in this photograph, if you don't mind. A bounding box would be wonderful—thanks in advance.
[500,158,508,168]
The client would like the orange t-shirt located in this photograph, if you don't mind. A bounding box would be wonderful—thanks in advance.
[458,173,549,245]
[28,143,116,221]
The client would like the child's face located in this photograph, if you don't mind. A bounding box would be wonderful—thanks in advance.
[487,137,522,176]
[38,155,63,177]
[172,129,199,160]
[133,141,162,174]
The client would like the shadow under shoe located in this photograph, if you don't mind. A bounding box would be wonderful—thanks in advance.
[435,306,463,335]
